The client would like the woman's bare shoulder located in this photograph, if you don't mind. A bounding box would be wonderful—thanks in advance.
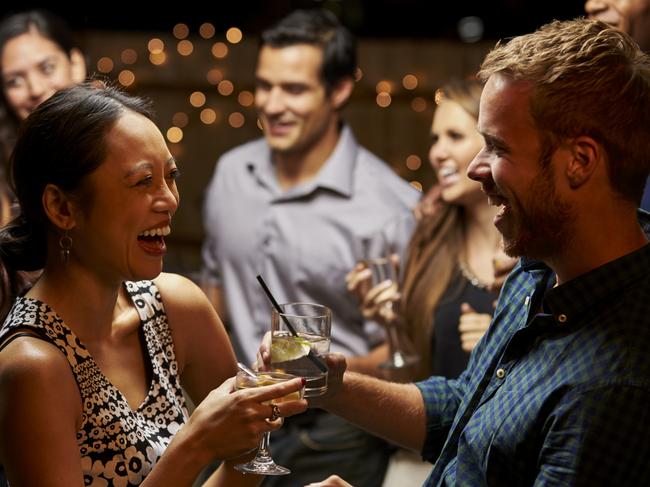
[153,272,207,309]
[0,334,79,412]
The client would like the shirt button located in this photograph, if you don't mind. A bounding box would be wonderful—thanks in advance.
[524,296,530,306]
[557,314,567,323]
[496,368,506,379]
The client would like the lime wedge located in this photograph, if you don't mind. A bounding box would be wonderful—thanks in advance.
[271,336,311,362]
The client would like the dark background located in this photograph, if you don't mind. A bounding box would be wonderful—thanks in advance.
[3,1,586,40]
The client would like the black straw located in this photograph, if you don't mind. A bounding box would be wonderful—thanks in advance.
[256,275,328,373]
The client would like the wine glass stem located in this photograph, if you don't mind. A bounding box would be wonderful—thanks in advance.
[254,432,273,463]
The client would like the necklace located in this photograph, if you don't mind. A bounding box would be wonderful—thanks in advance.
[458,261,490,291]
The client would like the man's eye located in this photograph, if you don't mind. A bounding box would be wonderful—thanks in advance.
[167,169,181,181]
[41,62,56,74]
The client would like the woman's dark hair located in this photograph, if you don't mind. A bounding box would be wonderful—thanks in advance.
[0,10,85,220]
[0,81,153,320]
[260,9,357,94]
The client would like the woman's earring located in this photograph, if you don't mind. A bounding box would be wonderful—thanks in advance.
[59,230,73,264]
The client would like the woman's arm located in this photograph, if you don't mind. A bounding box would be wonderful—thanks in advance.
[0,337,85,486]
[157,273,238,398]
[155,273,307,486]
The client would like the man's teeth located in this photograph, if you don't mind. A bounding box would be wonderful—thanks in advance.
[139,225,171,237]
[488,195,507,208]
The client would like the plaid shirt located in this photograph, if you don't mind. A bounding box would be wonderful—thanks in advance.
[417,212,650,486]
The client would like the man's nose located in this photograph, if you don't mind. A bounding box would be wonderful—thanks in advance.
[467,152,491,182]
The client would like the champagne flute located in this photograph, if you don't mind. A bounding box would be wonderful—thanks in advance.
[366,255,420,370]
[234,370,303,475]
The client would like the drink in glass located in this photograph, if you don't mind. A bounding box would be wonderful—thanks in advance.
[234,370,302,475]
[271,302,331,397]
[366,256,420,370]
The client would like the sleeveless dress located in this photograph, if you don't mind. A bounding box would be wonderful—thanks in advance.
[0,280,189,486]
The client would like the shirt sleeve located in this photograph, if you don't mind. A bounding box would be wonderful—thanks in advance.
[415,370,469,463]
[201,162,223,288]
[534,383,650,486]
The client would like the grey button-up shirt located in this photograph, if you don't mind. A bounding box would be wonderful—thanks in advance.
[202,126,420,364]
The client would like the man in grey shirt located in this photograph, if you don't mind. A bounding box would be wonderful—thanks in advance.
[201,9,419,486]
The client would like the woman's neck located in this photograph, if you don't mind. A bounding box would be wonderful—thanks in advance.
[461,199,501,285]
[27,263,122,342]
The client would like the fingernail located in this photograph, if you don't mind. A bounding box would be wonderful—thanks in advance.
[301,378,306,386]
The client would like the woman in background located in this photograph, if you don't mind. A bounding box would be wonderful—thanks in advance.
[0,9,86,224]
[347,78,514,486]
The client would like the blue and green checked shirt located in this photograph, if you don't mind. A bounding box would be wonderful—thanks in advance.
[417,213,650,486]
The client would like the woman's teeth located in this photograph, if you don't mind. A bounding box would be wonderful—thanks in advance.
[138,225,171,238]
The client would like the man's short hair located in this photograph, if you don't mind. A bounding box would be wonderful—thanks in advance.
[261,9,357,94]
[479,18,650,204]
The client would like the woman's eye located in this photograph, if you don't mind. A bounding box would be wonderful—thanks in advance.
[136,176,153,187]
[4,77,22,89]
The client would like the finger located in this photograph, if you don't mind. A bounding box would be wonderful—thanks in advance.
[461,332,486,345]
[240,377,306,404]
[326,352,346,368]
[345,262,366,284]
[363,280,394,307]
[459,314,491,333]
[460,302,474,314]
[346,267,371,291]
[217,376,237,394]
[459,321,489,333]
[374,286,399,307]
[257,331,272,369]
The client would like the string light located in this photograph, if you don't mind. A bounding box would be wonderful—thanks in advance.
[166,127,183,143]
[226,27,243,44]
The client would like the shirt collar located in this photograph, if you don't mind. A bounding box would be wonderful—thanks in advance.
[246,124,358,198]
[542,243,650,326]
[521,210,650,326]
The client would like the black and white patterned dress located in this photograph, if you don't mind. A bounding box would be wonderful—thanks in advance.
[0,280,189,486]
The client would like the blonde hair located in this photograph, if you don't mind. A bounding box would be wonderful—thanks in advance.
[479,18,650,203]
[400,78,482,380]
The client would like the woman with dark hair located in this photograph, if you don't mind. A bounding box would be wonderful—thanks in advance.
[0,9,87,224]
[0,82,306,486]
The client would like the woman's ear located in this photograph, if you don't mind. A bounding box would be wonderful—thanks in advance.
[69,48,87,84]
[42,183,77,230]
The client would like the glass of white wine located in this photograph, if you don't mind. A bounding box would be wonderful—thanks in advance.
[234,370,303,475]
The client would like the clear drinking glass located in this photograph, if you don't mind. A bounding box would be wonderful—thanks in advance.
[271,302,331,398]
[234,370,303,476]
[366,256,420,370]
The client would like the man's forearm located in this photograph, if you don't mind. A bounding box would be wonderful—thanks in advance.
[323,371,427,451]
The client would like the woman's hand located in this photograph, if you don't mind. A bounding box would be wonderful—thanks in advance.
[458,303,492,353]
[183,375,307,462]
[345,258,401,326]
